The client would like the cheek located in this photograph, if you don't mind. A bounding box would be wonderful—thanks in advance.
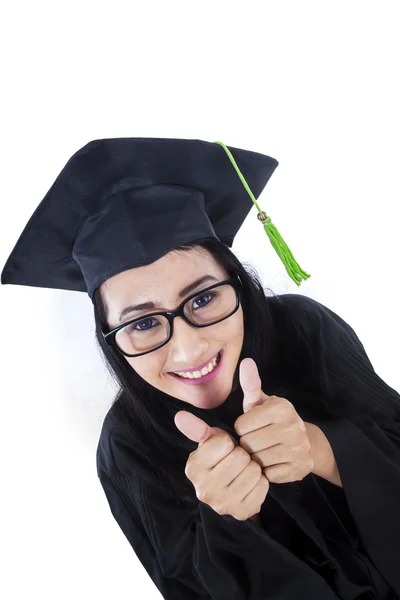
[229,309,244,338]
[126,355,164,381]
[211,309,244,344]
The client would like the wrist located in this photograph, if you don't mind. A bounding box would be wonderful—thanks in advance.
[304,422,343,488]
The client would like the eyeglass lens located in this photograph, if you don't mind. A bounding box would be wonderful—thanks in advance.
[115,284,238,355]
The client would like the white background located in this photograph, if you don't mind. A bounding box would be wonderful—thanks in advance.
[1,2,399,599]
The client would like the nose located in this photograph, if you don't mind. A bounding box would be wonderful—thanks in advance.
[169,315,210,364]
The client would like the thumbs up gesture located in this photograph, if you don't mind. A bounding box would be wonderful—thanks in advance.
[234,358,314,484]
[174,408,270,521]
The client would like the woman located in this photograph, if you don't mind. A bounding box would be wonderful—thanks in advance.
[2,138,400,599]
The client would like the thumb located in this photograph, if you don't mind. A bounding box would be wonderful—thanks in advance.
[240,357,263,414]
[174,411,236,447]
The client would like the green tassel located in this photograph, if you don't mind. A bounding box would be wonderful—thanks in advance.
[258,213,311,286]
[214,140,311,287]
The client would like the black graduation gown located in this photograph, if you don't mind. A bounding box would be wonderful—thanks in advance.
[96,294,400,599]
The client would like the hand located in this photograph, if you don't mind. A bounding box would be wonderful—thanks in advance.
[233,358,314,484]
[174,411,270,521]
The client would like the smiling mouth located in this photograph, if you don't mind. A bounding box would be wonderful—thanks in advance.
[169,350,222,378]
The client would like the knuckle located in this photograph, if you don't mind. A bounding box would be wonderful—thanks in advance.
[278,402,292,418]
[221,434,236,454]
[197,487,210,503]
[233,506,247,521]
[261,473,270,488]
[184,461,193,479]
[185,456,199,480]
[234,446,251,463]
[281,399,292,411]
[298,418,307,432]
[215,502,228,516]
[220,433,236,453]
[249,459,262,476]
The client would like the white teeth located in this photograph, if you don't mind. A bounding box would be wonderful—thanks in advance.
[173,353,220,379]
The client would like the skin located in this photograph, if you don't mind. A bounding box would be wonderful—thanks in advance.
[100,246,245,409]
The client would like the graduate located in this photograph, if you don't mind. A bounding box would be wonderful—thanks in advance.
[2,137,400,600]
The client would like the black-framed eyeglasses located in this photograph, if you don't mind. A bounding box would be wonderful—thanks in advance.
[103,274,243,357]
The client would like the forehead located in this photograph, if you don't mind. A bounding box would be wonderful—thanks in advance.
[100,247,226,325]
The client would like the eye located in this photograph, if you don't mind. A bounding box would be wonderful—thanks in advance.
[192,291,215,309]
[131,317,159,332]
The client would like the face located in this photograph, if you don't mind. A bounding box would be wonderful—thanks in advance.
[100,247,244,409]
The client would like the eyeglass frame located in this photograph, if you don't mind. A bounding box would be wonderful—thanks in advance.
[102,274,243,358]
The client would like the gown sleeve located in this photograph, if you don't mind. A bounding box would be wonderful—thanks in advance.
[97,469,210,599]
[97,426,343,600]
[290,295,400,597]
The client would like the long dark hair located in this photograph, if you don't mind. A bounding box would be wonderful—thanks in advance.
[93,237,282,511]
[93,237,399,512]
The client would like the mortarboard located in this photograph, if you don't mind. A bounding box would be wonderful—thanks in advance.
[1,137,310,303]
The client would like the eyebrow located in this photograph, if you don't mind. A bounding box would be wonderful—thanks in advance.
[118,275,219,323]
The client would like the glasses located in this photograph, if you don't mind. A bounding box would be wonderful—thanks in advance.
[103,275,243,357]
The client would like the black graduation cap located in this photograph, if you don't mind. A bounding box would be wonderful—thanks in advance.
[1,137,310,303]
